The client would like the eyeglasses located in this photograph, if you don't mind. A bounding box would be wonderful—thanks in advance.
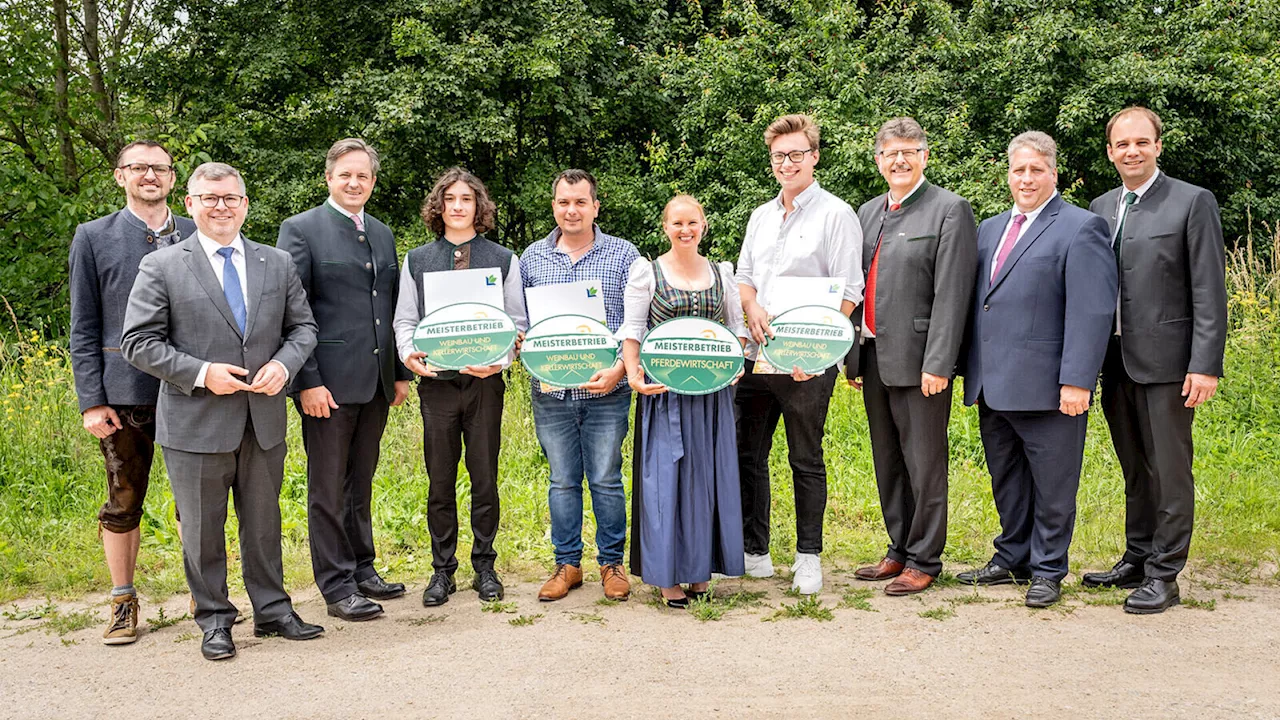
[877,148,925,161]
[769,149,816,165]
[119,163,174,177]
[191,193,245,208]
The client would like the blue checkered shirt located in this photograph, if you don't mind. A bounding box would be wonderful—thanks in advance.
[520,225,639,400]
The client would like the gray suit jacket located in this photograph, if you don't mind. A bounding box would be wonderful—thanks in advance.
[121,233,318,454]
[68,209,196,411]
[846,182,978,386]
[1088,173,1227,383]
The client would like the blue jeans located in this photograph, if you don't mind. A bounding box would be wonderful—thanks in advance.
[531,390,631,566]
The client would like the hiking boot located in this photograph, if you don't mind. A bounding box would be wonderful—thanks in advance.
[102,593,139,646]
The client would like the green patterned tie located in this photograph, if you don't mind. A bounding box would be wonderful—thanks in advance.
[1113,191,1138,265]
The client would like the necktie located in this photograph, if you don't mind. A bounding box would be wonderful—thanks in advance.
[352,214,364,232]
[991,213,1027,282]
[863,202,901,336]
[1113,191,1138,265]
[216,246,247,334]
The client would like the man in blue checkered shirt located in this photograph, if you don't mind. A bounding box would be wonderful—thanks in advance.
[520,169,639,603]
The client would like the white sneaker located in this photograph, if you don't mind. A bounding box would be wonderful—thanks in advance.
[744,552,775,578]
[790,553,823,594]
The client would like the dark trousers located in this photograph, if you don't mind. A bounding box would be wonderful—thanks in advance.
[97,404,166,533]
[735,360,838,556]
[162,422,292,633]
[1101,341,1196,581]
[299,393,389,603]
[418,374,504,574]
[861,343,950,577]
[978,397,1087,581]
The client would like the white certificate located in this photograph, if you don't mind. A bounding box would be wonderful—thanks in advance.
[524,279,606,326]
[766,276,846,314]
[421,267,505,316]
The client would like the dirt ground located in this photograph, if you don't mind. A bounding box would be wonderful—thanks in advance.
[2,570,1278,720]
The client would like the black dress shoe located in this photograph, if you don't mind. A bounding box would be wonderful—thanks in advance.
[473,568,505,601]
[326,593,383,622]
[357,575,407,601]
[956,561,1032,586]
[1025,577,1062,608]
[422,572,457,607]
[1124,578,1180,614]
[1082,560,1144,589]
[201,627,235,660]
[253,611,325,640]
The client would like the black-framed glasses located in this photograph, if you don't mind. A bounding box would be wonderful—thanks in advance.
[877,148,925,161]
[769,148,816,165]
[119,162,174,177]
[191,193,245,208]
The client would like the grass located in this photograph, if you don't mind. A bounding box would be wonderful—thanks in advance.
[508,613,542,627]
[918,606,957,621]
[399,615,447,626]
[567,611,605,625]
[0,230,1278,602]
[145,606,189,630]
[1182,597,1217,611]
[688,586,769,621]
[837,587,878,612]
[42,609,96,635]
[764,595,834,622]
[480,600,518,614]
[594,598,620,607]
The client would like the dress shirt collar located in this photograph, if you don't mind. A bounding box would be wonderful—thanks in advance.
[888,176,928,207]
[196,230,245,260]
[1008,191,1058,225]
[1122,168,1161,202]
[122,205,175,234]
[771,179,824,212]
[326,196,367,227]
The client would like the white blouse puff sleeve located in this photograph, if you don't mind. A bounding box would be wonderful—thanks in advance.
[616,257,748,343]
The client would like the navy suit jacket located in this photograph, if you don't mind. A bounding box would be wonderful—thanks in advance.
[962,194,1118,411]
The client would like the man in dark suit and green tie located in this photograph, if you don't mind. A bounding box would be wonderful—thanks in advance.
[1083,107,1228,614]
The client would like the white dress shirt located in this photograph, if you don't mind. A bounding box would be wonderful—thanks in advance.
[326,196,367,229]
[990,192,1058,281]
[735,180,864,360]
[616,257,748,343]
[193,232,287,387]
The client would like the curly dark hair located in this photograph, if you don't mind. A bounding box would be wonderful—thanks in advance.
[421,167,497,236]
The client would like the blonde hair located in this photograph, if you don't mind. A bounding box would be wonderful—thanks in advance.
[764,114,820,150]
[662,194,707,225]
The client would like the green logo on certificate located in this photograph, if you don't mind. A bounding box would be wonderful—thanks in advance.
[639,318,743,395]
[412,302,517,371]
[521,315,619,389]
[761,305,854,374]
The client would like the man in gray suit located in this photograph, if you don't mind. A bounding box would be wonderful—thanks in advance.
[278,139,411,622]
[69,140,195,645]
[1083,107,1228,614]
[846,117,977,596]
[122,162,321,660]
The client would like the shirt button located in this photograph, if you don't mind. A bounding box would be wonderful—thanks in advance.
[454,250,462,258]
[372,290,378,297]
[373,348,380,355]
[365,262,372,270]
[375,319,381,326]
[984,304,990,311]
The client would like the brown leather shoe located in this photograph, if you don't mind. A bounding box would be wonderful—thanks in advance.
[854,557,905,581]
[600,564,631,600]
[538,564,583,601]
[884,567,934,596]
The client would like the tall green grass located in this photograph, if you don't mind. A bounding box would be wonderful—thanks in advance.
[1,230,1277,602]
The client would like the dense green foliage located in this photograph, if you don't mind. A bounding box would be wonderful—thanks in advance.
[2,0,1278,331]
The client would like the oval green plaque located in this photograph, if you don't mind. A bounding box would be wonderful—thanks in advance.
[761,304,855,375]
[639,317,744,395]
[521,314,619,389]
[412,302,517,371]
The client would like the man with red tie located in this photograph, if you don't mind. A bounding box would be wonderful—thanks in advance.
[957,132,1117,608]
[845,118,977,595]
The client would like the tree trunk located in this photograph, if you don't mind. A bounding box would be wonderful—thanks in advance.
[52,0,79,188]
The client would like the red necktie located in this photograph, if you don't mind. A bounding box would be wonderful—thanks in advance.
[990,213,1027,282]
[864,202,900,336]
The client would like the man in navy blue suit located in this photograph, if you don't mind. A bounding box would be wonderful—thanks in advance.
[956,131,1117,608]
